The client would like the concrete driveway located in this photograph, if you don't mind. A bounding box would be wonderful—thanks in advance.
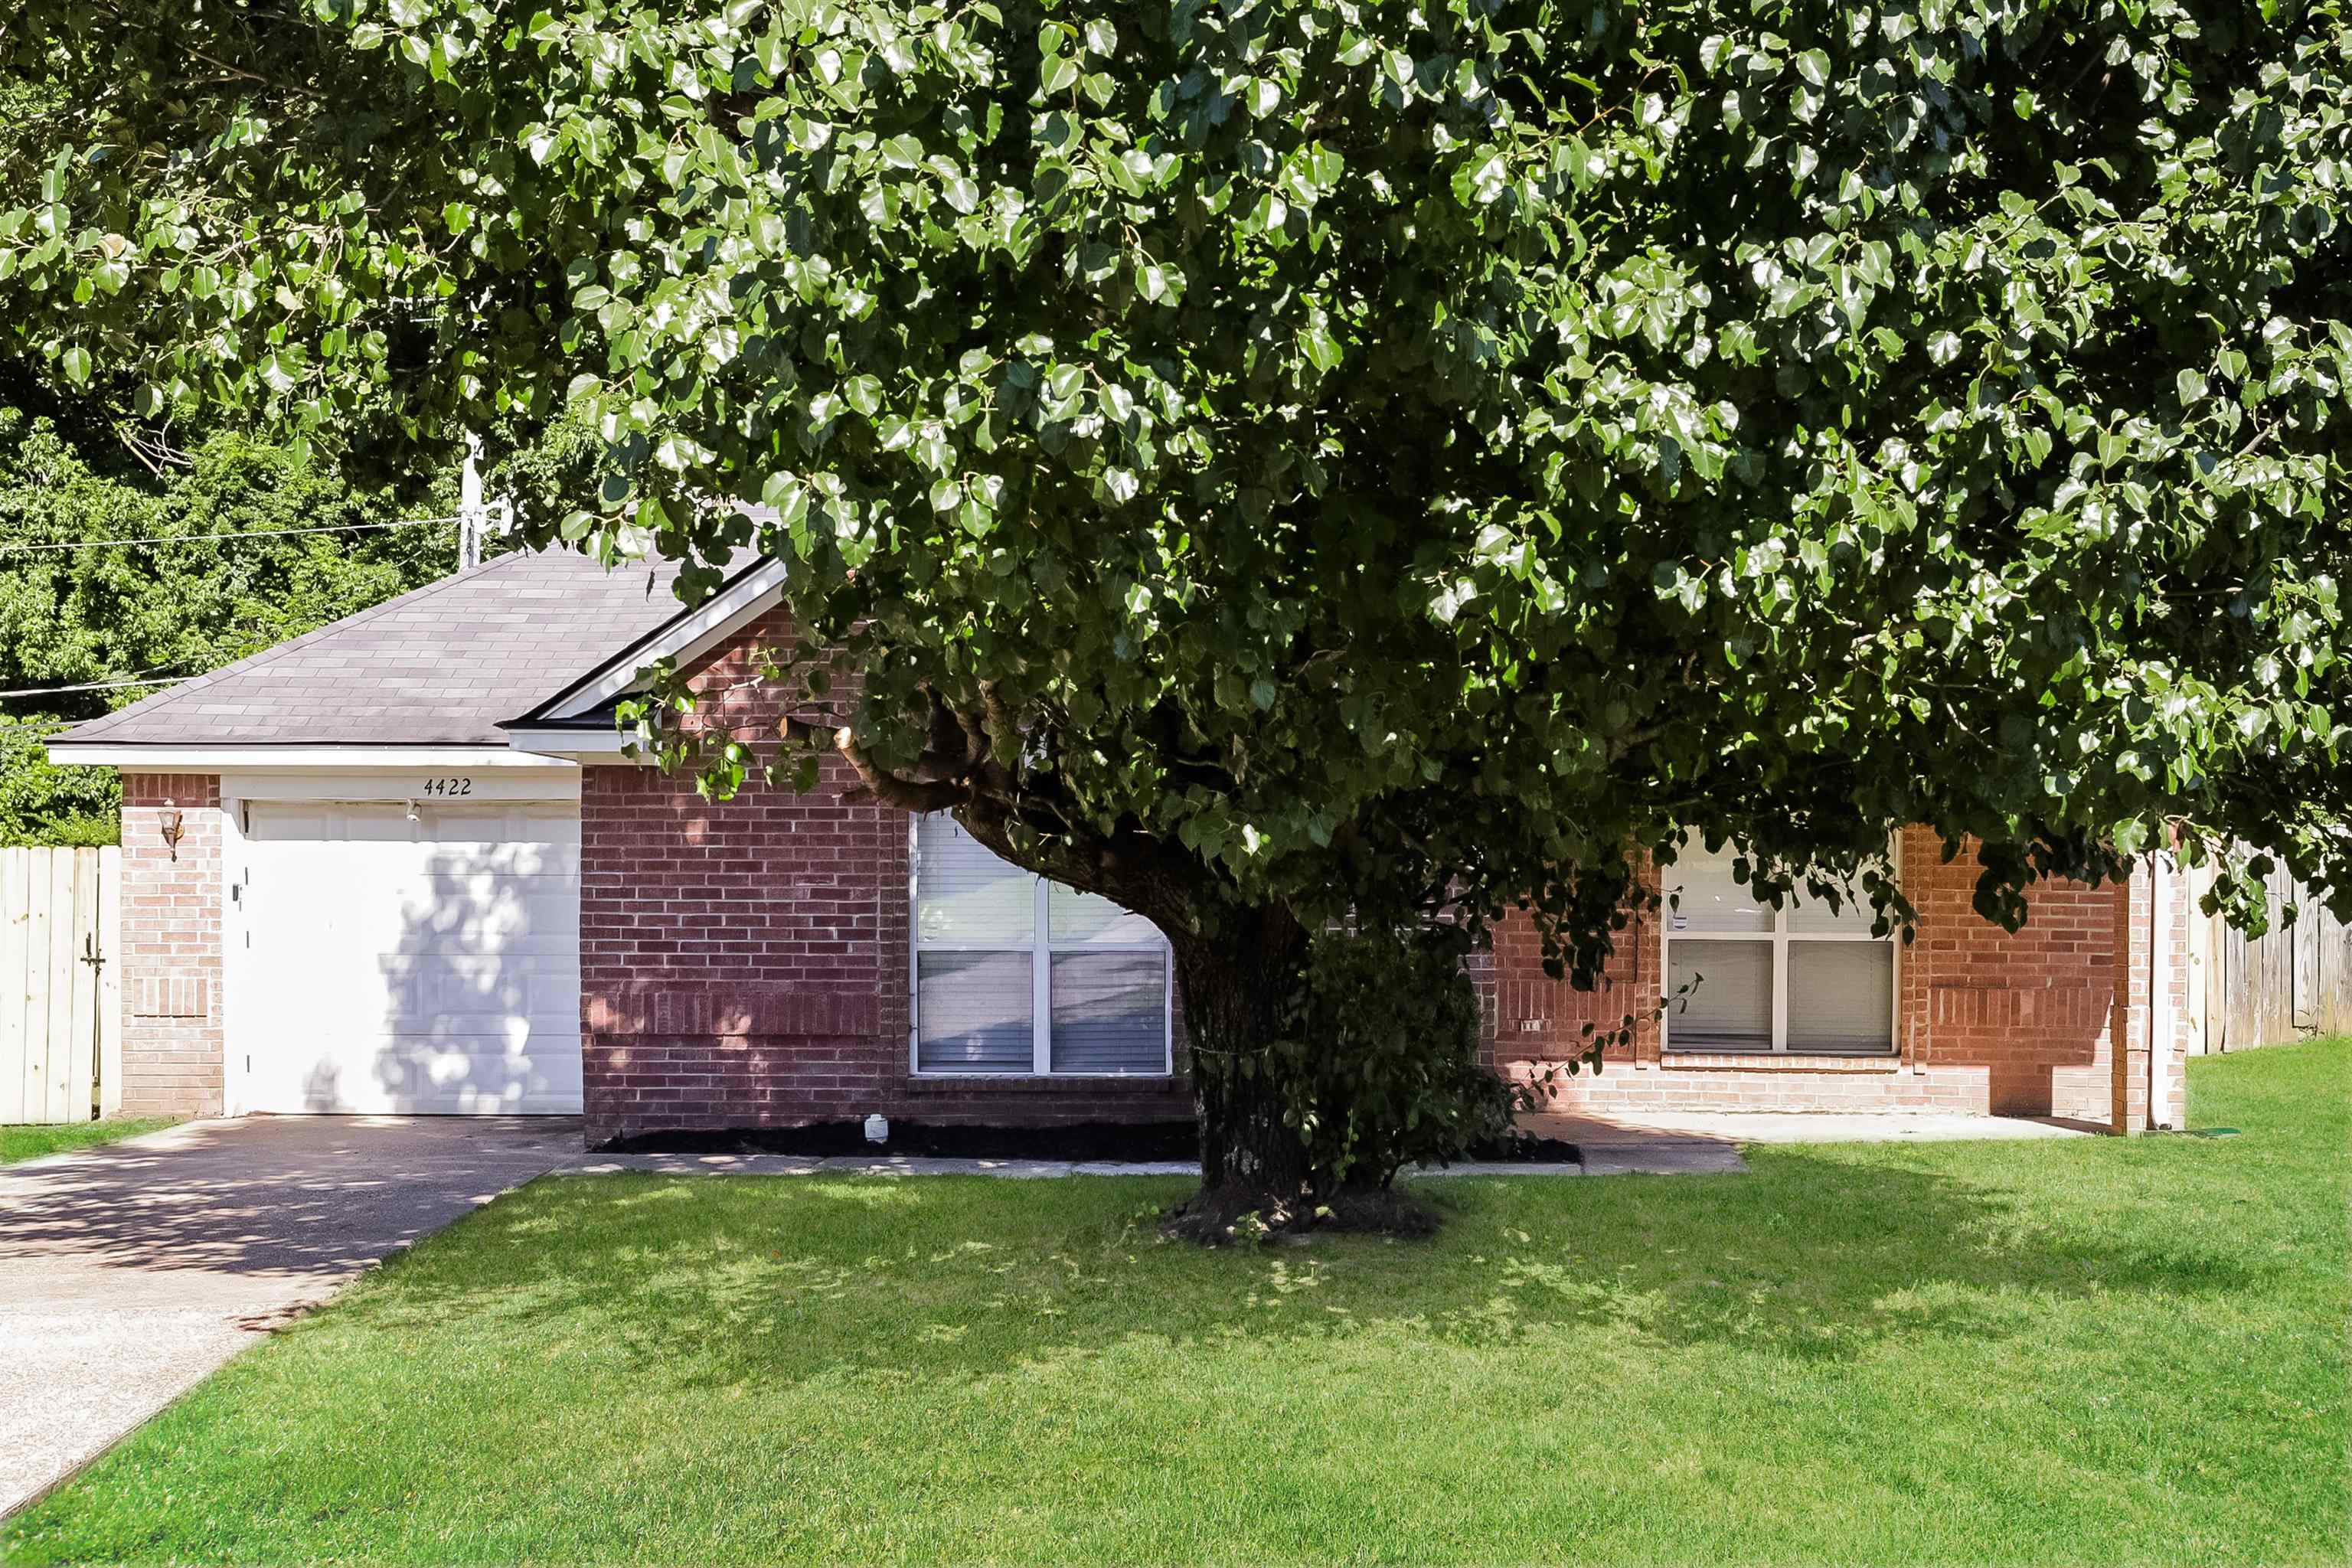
[0,1116,579,1517]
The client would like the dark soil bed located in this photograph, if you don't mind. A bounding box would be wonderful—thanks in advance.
[599,1119,1201,1161]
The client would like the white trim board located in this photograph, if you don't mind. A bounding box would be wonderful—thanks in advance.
[534,559,788,724]
[48,744,577,772]
[220,769,580,805]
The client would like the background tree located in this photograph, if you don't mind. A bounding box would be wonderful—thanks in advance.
[0,715,119,846]
[3,0,2345,1233]
[0,391,599,845]
[0,402,462,841]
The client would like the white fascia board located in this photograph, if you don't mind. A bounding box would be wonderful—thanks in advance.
[45,743,577,771]
[222,768,581,804]
[541,557,789,722]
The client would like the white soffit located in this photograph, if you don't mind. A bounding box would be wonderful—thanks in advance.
[501,729,644,763]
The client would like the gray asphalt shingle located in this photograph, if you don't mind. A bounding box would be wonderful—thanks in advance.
[56,548,697,747]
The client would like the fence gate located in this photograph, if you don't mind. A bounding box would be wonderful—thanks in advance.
[0,847,122,1124]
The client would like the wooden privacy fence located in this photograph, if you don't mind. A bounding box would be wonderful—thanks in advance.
[0,847,122,1125]
[2187,861,2352,1053]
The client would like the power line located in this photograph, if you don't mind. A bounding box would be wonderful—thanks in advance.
[0,674,188,700]
[0,514,461,556]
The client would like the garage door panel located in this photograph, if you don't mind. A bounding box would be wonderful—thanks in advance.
[256,852,579,898]
[401,841,580,879]
[380,885,577,952]
[278,1041,583,1116]
[384,952,577,1024]
[240,799,582,1116]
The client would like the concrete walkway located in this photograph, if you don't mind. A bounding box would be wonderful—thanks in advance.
[1537,1109,2098,1145]
[1523,1109,2089,1174]
[564,1148,1718,1178]
[0,1116,578,1518]
[569,1112,2083,1182]
[566,1151,1734,1178]
[568,1152,1204,1178]
[1527,1109,2091,1172]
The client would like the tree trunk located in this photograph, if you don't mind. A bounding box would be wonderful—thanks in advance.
[1161,911,1321,1243]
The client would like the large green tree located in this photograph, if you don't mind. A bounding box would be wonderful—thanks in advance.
[3,0,2346,1230]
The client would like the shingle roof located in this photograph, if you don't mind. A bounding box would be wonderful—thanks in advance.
[55,547,701,747]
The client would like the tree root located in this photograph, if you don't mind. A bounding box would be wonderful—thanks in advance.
[1158,1182,1442,1245]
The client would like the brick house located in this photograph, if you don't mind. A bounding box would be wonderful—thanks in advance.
[50,547,2193,1145]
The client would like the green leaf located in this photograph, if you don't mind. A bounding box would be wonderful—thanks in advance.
[1454,152,1508,207]
[1300,325,1343,373]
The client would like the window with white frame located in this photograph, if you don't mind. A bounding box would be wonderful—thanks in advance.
[912,814,1172,1076]
[1661,840,1897,1055]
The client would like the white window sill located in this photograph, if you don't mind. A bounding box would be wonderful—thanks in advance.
[903,1073,1184,1087]
[1658,1050,1900,1071]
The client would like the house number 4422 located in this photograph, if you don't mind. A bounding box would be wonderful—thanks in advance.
[421,777,474,797]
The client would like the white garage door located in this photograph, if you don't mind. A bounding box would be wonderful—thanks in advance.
[237,800,582,1114]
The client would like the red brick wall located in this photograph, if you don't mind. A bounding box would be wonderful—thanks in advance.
[577,609,1187,1142]
[1485,828,2179,1123]
[582,608,2184,1137]
[1478,893,1658,1069]
[1904,826,2122,1120]
[118,773,224,1116]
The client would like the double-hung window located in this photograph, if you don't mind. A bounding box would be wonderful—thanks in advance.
[911,814,1172,1076]
[1661,841,1897,1055]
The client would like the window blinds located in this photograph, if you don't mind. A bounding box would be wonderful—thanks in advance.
[914,814,1170,1075]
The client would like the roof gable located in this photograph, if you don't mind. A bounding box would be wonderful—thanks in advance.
[505,557,786,730]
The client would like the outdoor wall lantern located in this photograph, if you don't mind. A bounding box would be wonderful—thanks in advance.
[159,800,185,861]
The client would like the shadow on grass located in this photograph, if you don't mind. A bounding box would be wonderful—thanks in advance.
[334,1137,2282,1389]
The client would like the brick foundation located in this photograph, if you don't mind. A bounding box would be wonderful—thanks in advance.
[1530,1057,1993,1116]
[117,773,224,1117]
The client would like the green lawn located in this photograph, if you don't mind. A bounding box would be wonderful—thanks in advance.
[8,1043,2346,1567]
[1,1116,180,1165]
